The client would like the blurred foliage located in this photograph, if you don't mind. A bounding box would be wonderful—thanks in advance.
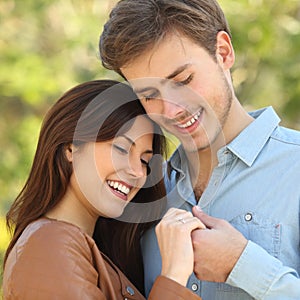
[0,216,10,290]
[220,0,300,128]
[0,0,300,287]
[0,0,119,283]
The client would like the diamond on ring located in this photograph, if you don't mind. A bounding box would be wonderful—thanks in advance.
[177,217,186,224]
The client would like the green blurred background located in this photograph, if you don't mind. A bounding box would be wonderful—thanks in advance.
[1,0,300,288]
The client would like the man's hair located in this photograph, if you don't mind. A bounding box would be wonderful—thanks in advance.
[100,0,231,76]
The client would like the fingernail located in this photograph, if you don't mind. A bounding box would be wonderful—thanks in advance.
[195,206,202,212]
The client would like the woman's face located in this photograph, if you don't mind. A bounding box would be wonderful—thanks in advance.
[70,115,154,218]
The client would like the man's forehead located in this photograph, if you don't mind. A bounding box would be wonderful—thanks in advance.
[121,33,191,78]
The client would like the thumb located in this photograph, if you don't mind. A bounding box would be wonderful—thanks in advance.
[192,206,218,229]
[192,205,203,219]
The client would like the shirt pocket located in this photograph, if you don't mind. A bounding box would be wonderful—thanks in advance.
[217,212,281,294]
[216,284,255,299]
[229,212,281,258]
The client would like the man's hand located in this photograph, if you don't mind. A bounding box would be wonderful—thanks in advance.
[191,206,248,282]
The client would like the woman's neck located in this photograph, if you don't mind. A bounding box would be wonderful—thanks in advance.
[45,187,97,236]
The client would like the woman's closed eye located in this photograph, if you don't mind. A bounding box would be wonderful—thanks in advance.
[140,158,149,166]
[113,144,128,154]
[141,158,152,175]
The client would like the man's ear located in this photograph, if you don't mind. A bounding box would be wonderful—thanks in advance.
[215,31,235,70]
[65,144,78,162]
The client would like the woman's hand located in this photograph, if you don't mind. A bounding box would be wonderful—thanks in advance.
[155,208,206,286]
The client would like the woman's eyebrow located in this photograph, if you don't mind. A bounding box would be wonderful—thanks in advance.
[120,134,153,153]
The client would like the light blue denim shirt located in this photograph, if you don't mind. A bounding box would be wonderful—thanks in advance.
[142,107,300,299]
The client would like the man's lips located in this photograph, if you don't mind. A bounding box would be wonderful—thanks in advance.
[174,109,203,132]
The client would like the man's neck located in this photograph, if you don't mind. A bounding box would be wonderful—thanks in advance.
[186,146,217,200]
[186,101,254,200]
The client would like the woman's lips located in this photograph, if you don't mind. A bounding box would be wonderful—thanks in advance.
[107,180,132,201]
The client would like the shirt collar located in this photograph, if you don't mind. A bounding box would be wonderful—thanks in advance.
[168,143,188,174]
[226,106,280,166]
[169,106,281,171]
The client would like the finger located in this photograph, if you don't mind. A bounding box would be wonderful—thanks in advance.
[169,214,206,230]
[175,218,206,236]
[158,211,205,232]
[163,207,189,218]
[183,217,206,230]
[192,206,218,229]
[192,206,203,219]
[175,211,193,220]
[157,210,189,231]
[163,209,193,223]
[170,212,194,226]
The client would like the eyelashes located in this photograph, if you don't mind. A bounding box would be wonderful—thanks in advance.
[141,74,194,101]
[113,144,150,168]
[175,74,193,87]
[113,144,128,154]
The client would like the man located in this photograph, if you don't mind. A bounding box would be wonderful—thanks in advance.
[99,0,300,299]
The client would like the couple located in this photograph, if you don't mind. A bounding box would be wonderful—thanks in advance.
[3,0,300,299]
[3,80,203,299]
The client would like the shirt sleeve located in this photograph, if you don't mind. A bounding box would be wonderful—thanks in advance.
[148,276,202,300]
[226,240,300,299]
[4,222,106,300]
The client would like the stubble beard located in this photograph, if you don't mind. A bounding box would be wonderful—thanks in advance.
[183,71,234,153]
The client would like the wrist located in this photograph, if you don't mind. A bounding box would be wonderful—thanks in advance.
[161,268,189,286]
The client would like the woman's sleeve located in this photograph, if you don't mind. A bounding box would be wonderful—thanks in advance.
[148,276,202,300]
[4,223,107,300]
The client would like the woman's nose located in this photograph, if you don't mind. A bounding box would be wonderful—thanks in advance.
[126,157,145,178]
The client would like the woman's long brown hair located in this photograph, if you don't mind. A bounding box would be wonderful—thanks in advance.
[4,80,167,293]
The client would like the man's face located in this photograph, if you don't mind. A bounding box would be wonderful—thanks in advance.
[121,33,235,152]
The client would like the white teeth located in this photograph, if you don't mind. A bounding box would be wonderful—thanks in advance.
[120,186,130,195]
[107,180,130,195]
[178,111,201,128]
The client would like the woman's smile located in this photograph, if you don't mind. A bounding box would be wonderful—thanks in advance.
[107,179,133,201]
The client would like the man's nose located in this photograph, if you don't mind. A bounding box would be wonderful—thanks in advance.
[159,81,190,119]
[161,99,184,119]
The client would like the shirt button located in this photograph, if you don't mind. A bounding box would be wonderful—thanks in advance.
[191,283,198,291]
[126,286,135,296]
[244,213,253,221]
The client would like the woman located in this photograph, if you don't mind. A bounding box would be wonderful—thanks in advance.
[3,80,204,299]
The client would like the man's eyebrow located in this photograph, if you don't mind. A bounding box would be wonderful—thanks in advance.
[166,63,191,80]
[133,64,192,94]
[119,134,153,154]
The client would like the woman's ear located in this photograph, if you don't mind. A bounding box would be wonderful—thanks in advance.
[65,144,77,162]
[215,31,235,70]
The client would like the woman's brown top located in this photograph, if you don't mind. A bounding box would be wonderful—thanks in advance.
[3,218,201,300]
